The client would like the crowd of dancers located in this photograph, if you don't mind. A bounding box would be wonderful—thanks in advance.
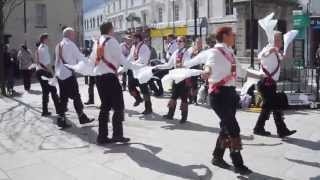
[34,13,299,175]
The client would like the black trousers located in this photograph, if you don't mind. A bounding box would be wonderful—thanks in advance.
[127,70,150,98]
[122,72,127,89]
[210,87,244,168]
[96,74,125,138]
[36,70,60,114]
[21,69,32,91]
[255,79,289,134]
[58,76,84,117]
[87,76,95,102]
[171,80,189,102]
[210,87,240,138]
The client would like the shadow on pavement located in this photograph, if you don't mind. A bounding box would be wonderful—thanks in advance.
[9,96,98,147]
[243,142,283,147]
[286,158,320,169]
[27,89,42,95]
[310,176,320,180]
[237,172,284,180]
[104,143,213,180]
[282,137,320,151]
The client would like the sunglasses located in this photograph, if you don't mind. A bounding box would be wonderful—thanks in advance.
[177,40,185,43]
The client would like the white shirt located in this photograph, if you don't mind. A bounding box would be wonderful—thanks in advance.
[259,45,282,81]
[166,40,178,60]
[127,42,151,66]
[90,35,143,76]
[55,38,88,80]
[120,42,131,58]
[37,44,51,71]
[157,48,191,69]
[189,43,245,87]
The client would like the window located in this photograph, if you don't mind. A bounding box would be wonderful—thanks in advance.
[35,4,47,27]
[174,5,179,21]
[119,16,123,29]
[245,19,258,49]
[97,16,100,27]
[131,0,134,7]
[158,8,163,22]
[225,0,233,15]
[93,18,95,28]
[101,15,103,23]
[107,5,110,14]
[119,0,122,10]
[113,2,116,12]
[142,12,147,25]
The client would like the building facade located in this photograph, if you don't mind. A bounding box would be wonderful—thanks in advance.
[4,0,83,57]
[83,4,105,47]
[83,0,306,62]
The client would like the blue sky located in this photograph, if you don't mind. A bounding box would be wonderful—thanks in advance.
[83,0,106,12]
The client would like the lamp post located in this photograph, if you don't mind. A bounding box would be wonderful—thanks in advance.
[250,0,255,69]
[23,0,27,45]
[194,0,198,40]
[172,0,176,34]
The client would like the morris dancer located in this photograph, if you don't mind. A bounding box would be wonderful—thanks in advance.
[91,22,143,144]
[188,38,203,104]
[120,34,132,91]
[253,31,297,138]
[36,33,60,117]
[127,33,153,114]
[154,36,191,123]
[195,27,252,175]
[55,27,94,128]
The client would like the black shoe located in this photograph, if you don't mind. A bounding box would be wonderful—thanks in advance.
[112,137,130,143]
[79,114,95,125]
[133,98,143,107]
[180,119,187,124]
[180,111,188,124]
[57,117,72,129]
[253,129,271,136]
[84,101,94,105]
[142,109,153,115]
[42,112,52,117]
[234,165,253,175]
[279,130,297,138]
[163,114,173,120]
[97,137,114,145]
[154,92,163,97]
[211,158,231,169]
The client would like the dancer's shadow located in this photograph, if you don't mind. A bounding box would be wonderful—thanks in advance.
[286,158,320,169]
[104,143,213,180]
[27,89,42,95]
[161,119,220,134]
[310,175,320,180]
[282,137,320,151]
[237,172,284,180]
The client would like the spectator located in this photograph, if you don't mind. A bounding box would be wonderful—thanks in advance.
[4,45,16,96]
[17,44,34,91]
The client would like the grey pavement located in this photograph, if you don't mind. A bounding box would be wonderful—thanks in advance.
[0,79,319,180]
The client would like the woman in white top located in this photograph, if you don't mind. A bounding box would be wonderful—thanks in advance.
[155,36,191,123]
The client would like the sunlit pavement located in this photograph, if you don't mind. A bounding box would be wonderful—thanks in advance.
[0,78,319,180]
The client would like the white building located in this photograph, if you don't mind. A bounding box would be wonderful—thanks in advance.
[5,0,83,55]
[83,0,301,62]
[83,4,105,47]
[96,0,237,54]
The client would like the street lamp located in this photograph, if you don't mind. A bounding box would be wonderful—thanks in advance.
[23,0,27,45]
[194,0,198,40]
[250,0,255,69]
[171,0,176,35]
